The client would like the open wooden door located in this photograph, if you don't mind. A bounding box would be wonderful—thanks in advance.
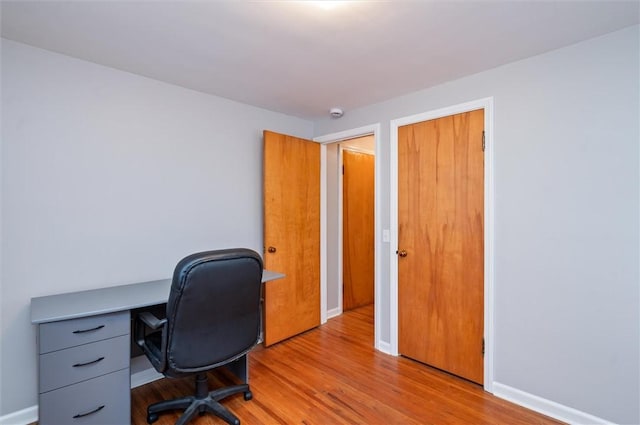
[343,149,374,311]
[263,130,321,346]
[398,109,484,384]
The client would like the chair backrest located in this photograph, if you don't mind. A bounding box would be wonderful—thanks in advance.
[164,248,263,373]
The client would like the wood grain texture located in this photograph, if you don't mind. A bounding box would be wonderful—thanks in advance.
[263,130,320,346]
[398,109,485,384]
[343,150,375,311]
[131,305,564,425]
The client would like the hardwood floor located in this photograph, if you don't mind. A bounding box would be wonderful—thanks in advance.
[131,305,563,425]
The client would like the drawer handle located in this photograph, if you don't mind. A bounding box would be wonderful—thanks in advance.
[72,325,105,334]
[72,356,105,367]
[72,405,105,419]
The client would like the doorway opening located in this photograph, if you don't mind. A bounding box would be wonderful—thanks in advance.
[340,138,375,314]
[315,123,383,350]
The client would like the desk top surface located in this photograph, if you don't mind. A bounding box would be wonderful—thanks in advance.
[31,270,285,324]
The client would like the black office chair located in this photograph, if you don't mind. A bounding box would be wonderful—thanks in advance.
[134,248,263,425]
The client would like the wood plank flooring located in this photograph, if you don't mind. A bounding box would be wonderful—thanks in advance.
[131,305,563,425]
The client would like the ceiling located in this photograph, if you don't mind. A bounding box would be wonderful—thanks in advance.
[1,1,638,120]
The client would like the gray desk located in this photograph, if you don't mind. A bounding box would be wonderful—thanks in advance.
[31,270,284,425]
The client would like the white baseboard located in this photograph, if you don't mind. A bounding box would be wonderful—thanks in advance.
[376,340,393,355]
[0,405,37,425]
[326,307,342,319]
[492,382,614,425]
[131,366,163,388]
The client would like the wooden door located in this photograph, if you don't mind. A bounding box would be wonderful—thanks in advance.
[263,130,321,346]
[343,150,375,311]
[398,109,484,384]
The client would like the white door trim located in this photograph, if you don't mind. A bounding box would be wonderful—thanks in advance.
[315,123,383,350]
[390,98,495,392]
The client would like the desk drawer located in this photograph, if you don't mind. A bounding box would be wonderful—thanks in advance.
[39,311,129,354]
[40,335,129,393]
[39,368,130,425]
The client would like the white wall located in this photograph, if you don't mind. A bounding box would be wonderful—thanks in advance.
[0,38,4,419]
[325,143,340,315]
[0,39,313,416]
[314,26,640,424]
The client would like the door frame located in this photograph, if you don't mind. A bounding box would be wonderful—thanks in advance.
[390,98,495,391]
[315,123,382,349]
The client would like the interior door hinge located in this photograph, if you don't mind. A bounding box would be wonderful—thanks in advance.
[482,131,485,152]
[342,164,345,175]
[482,338,485,357]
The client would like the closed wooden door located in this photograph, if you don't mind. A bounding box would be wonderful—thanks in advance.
[398,109,484,384]
[343,150,375,311]
[263,130,320,346]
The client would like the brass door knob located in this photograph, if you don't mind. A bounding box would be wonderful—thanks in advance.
[397,249,408,258]
[267,246,277,253]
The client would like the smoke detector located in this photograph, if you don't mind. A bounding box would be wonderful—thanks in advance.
[329,107,344,118]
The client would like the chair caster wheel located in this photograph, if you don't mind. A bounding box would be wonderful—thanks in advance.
[147,413,159,424]
[244,391,253,401]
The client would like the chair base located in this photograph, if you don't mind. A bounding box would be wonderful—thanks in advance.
[147,373,251,425]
